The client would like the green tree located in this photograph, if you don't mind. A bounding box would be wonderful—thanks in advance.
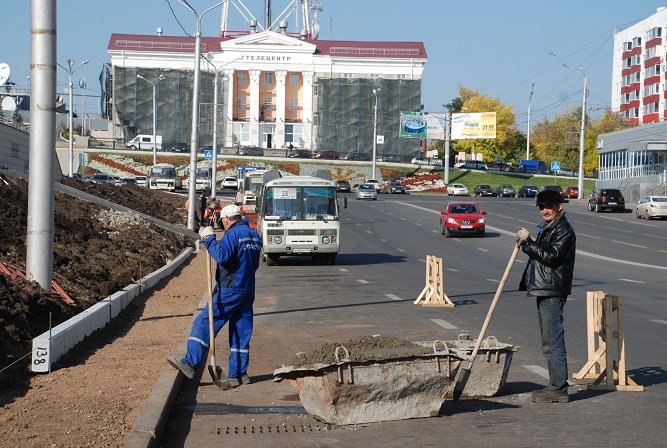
[12,108,24,126]
[584,109,631,174]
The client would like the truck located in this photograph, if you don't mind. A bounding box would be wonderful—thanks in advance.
[126,134,162,151]
[257,175,346,266]
[182,165,212,192]
[518,159,548,174]
[148,163,181,192]
[242,169,282,205]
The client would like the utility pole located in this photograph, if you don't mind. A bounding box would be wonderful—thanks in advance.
[444,111,451,185]
[371,88,381,180]
[137,74,164,165]
[527,83,534,160]
[57,58,88,177]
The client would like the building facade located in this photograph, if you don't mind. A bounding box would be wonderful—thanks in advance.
[612,7,667,125]
[107,30,426,156]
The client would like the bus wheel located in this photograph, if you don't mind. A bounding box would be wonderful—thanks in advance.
[327,254,337,265]
[266,255,278,266]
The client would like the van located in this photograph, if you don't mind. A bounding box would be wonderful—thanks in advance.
[126,135,162,151]
[463,160,488,170]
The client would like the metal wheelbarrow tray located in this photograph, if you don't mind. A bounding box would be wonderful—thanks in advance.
[273,336,518,425]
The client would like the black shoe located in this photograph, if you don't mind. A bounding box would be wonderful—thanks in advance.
[532,388,569,403]
[167,356,195,380]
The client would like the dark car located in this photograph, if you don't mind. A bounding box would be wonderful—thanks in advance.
[287,149,312,158]
[170,142,189,153]
[588,188,625,213]
[334,180,351,193]
[388,181,406,194]
[381,154,400,162]
[495,184,516,198]
[339,151,371,161]
[90,173,114,184]
[474,184,495,197]
[312,150,339,160]
[517,185,538,198]
[238,146,263,156]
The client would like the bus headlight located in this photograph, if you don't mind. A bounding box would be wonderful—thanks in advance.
[274,236,283,244]
[322,236,330,244]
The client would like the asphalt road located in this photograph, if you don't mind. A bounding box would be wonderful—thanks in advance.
[161,193,667,447]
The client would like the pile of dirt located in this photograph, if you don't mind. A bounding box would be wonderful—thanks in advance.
[0,175,191,386]
[287,336,433,367]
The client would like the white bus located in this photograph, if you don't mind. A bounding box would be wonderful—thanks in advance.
[258,176,346,266]
[182,165,211,192]
[242,169,281,205]
[149,163,181,192]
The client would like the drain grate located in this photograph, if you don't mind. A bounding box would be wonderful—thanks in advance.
[217,424,325,435]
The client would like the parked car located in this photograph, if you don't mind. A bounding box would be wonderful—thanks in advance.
[364,179,384,192]
[539,185,566,200]
[312,150,339,160]
[447,183,469,196]
[380,154,400,162]
[388,181,406,194]
[463,160,488,170]
[474,184,495,197]
[170,142,189,153]
[565,186,579,198]
[340,151,371,161]
[355,183,378,200]
[495,184,516,198]
[222,176,238,190]
[334,180,352,193]
[587,188,625,213]
[91,173,114,184]
[71,173,83,181]
[287,149,312,158]
[121,177,137,185]
[516,185,538,198]
[135,175,149,187]
[411,156,442,166]
[635,195,667,220]
[439,201,487,238]
[112,176,123,186]
[238,146,263,156]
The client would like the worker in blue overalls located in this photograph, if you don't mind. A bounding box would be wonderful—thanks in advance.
[168,204,262,387]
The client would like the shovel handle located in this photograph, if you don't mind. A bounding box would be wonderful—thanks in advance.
[466,243,520,366]
[206,252,216,365]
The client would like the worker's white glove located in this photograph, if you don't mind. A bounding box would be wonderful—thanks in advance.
[516,227,530,243]
[199,226,215,240]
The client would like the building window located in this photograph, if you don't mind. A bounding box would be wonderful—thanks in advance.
[11,142,19,158]
[633,36,642,47]
[647,26,662,40]
[233,123,250,143]
[343,73,353,78]
[313,112,320,126]
[632,54,641,65]
[644,102,659,114]
[290,74,299,86]
[645,46,657,59]
[237,72,247,84]
[624,41,632,51]
[285,124,303,145]
[645,64,661,78]
[289,98,299,111]
[397,74,406,79]
[237,96,246,111]
[263,97,273,110]
[313,85,319,96]
[264,72,274,84]
[635,72,641,83]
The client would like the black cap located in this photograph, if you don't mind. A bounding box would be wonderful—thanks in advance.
[535,189,562,207]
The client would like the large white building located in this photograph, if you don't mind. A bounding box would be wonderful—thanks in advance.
[106,28,427,157]
[612,6,667,125]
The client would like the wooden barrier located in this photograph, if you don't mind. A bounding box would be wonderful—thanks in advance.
[572,291,643,391]
[414,255,454,307]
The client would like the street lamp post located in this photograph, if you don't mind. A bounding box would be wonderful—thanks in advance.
[178,0,223,231]
[527,83,534,160]
[550,51,586,199]
[137,74,164,165]
[57,58,88,177]
[371,88,381,180]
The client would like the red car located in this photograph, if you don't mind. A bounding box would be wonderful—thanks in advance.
[566,186,579,199]
[439,201,487,238]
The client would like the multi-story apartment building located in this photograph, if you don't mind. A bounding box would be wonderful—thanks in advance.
[612,7,667,125]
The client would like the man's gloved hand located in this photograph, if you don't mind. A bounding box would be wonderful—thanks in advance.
[199,226,215,240]
[516,227,530,243]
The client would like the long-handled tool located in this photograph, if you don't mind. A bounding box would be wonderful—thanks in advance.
[205,251,231,389]
[452,242,520,401]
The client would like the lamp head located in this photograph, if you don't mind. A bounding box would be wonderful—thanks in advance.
[158,74,165,81]
[82,60,89,65]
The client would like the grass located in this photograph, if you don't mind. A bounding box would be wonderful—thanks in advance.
[442,169,596,194]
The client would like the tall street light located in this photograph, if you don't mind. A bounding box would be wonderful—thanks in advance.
[137,73,164,165]
[371,88,381,180]
[526,83,534,160]
[57,58,88,177]
[550,51,586,199]
[178,0,223,231]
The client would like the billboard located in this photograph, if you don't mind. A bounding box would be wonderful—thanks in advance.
[426,113,446,140]
[451,112,496,139]
[399,112,426,139]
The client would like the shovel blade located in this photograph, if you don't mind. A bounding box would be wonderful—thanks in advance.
[451,365,471,402]
[208,364,234,390]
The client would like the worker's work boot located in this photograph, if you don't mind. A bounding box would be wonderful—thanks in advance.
[229,373,252,386]
[531,388,569,403]
[167,356,195,380]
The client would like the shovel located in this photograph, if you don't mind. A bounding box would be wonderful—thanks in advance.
[204,251,232,390]
[451,242,520,401]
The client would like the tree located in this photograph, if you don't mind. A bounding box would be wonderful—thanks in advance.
[12,108,24,126]
[584,109,631,174]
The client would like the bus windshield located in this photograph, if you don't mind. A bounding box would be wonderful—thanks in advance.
[264,186,338,221]
[195,168,210,178]
[151,166,176,178]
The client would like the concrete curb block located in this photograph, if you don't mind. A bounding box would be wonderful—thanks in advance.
[31,248,193,372]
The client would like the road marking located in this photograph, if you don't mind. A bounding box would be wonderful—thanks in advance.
[400,217,408,221]
[446,267,460,272]
[495,214,513,220]
[418,258,426,262]
[611,240,647,249]
[430,318,457,330]
[385,294,402,301]
[396,201,667,271]
[355,223,361,226]
[644,233,667,240]
[431,229,439,234]
[619,278,645,284]
[651,319,667,325]
[357,279,369,284]
[396,248,405,253]
[366,230,373,234]
[604,226,631,233]
[660,250,667,254]
[380,238,387,242]
[523,365,576,385]
[478,247,489,252]
[577,232,602,240]
[415,222,422,226]
[517,219,534,225]
[338,268,348,272]
[486,278,500,283]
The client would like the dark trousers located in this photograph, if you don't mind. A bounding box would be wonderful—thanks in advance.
[536,296,568,390]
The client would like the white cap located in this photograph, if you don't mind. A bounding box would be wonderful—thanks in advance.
[220,204,241,218]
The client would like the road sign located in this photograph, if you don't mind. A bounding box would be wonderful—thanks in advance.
[376,135,384,144]
[203,150,213,159]
[551,161,561,172]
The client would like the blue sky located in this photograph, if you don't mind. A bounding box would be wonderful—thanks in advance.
[3,1,665,130]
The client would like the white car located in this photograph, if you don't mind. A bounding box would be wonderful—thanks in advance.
[446,183,469,196]
[222,176,238,190]
[135,175,148,187]
[635,195,667,220]
[355,184,378,200]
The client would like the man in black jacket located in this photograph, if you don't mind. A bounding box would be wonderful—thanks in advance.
[517,189,576,403]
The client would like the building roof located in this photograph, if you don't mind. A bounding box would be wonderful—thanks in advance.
[108,33,427,59]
